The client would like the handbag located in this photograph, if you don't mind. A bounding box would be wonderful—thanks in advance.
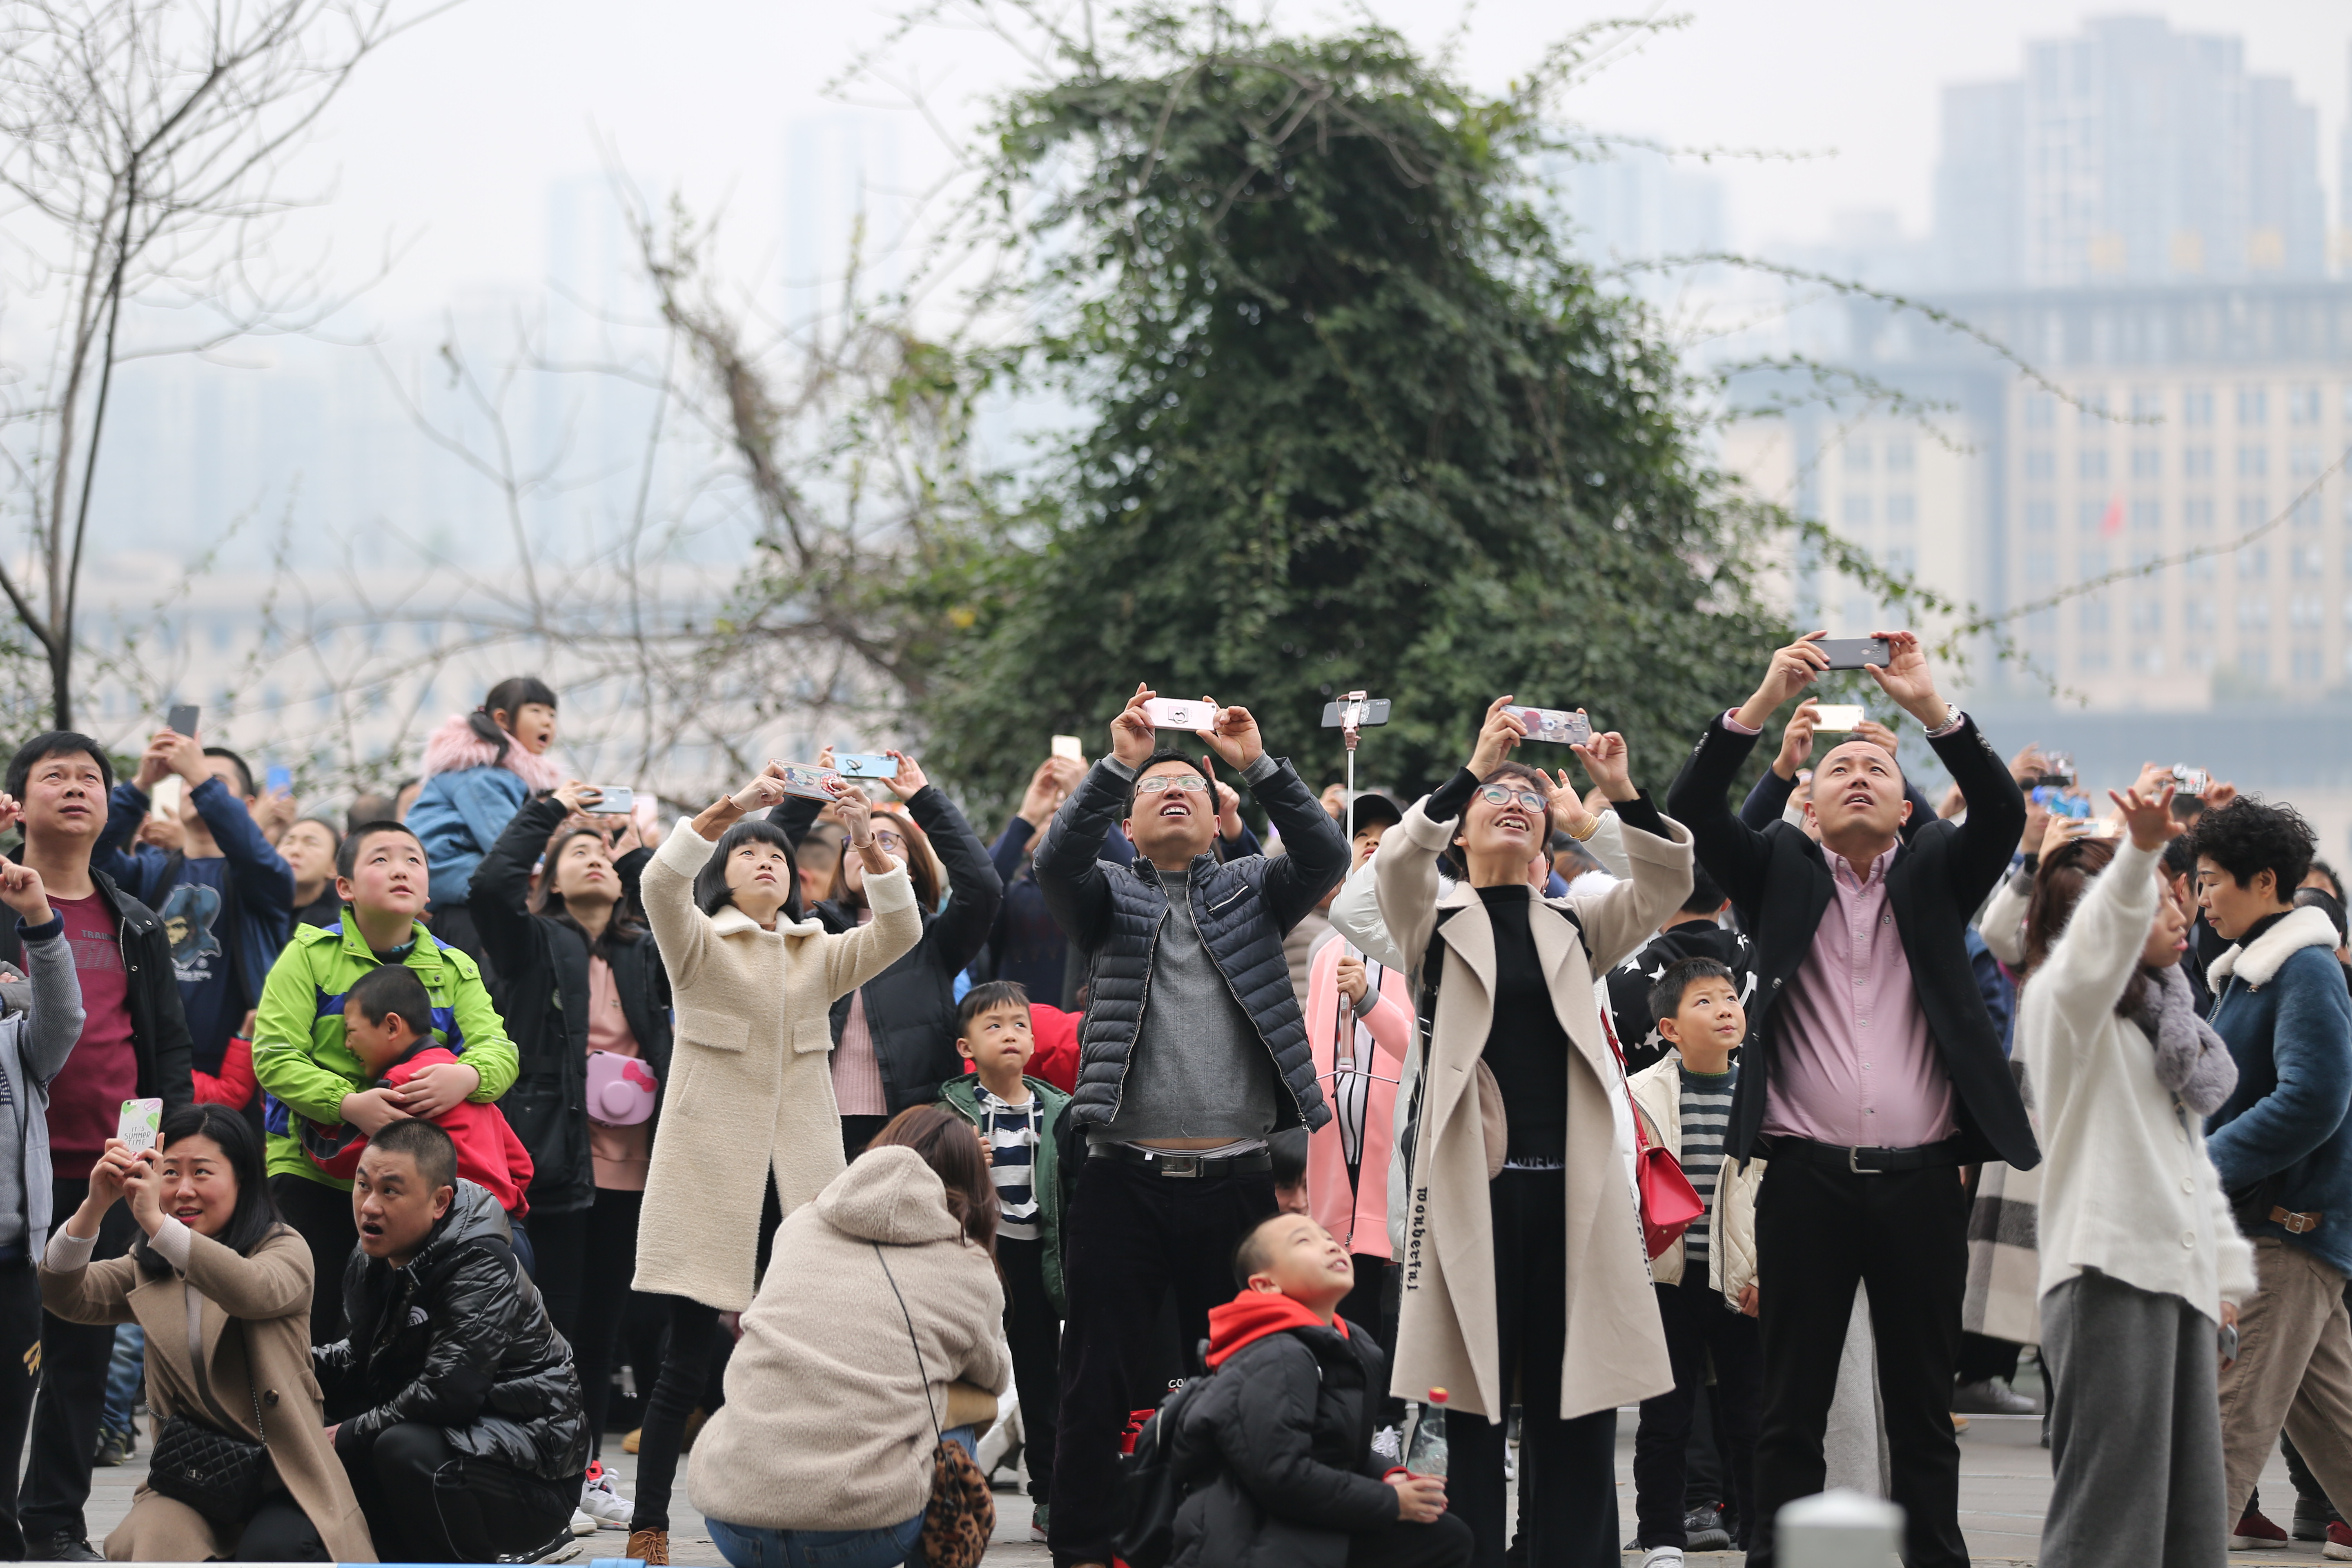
[585,1050,658,1126]
[147,1319,278,1527]
[872,1243,994,1568]
[1599,1001,1706,1259]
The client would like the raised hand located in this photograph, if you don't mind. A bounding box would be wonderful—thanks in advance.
[1202,704,1265,771]
[1738,633,1831,728]
[884,750,929,802]
[551,781,604,814]
[1570,729,1635,803]
[1864,630,1947,728]
[1018,760,1065,829]
[0,793,19,837]
[1547,770,1598,838]
[1468,696,1528,777]
[1774,699,1820,779]
[1852,717,1902,760]
[0,864,51,927]
[1111,683,1156,769]
[729,774,789,813]
[2109,782,2178,852]
[1209,768,1246,840]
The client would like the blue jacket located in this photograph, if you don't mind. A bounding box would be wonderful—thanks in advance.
[95,776,294,1068]
[406,765,530,908]
[2205,904,2352,1275]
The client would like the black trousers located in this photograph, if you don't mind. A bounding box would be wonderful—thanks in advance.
[20,1183,133,1542]
[1337,1254,1399,1421]
[271,1173,355,1345]
[1956,1329,2022,1385]
[0,1259,46,1559]
[341,1419,572,1562]
[1350,1511,1477,1567]
[840,1114,890,1165]
[630,1295,723,1531]
[541,1187,644,1449]
[1748,1157,1971,1568]
[1049,1155,1276,1564]
[1450,1170,1619,1568]
[997,1232,1060,1506]
[234,1494,329,1561]
[1634,1272,1761,1549]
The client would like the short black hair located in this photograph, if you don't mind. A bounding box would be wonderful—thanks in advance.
[1123,750,1218,818]
[368,1117,457,1194]
[2184,797,2317,898]
[2160,833,2201,880]
[2309,859,2345,902]
[2294,887,2349,947]
[337,820,423,881]
[1649,956,1736,1026]
[142,1104,281,1262]
[202,745,254,797]
[957,980,1030,1034]
[695,817,802,919]
[1680,862,1727,917]
[1232,1211,1295,1287]
[346,964,433,1038]
[5,733,114,800]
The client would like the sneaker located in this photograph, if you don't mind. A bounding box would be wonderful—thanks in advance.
[626,1527,669,1566]
[1951,1378,2040,1414]
[1639,1549,1686,1568]
[21,1534,101,1562]
[91,1425,132,1467]
[2300,1497,2342,1541]
[578,1463,633,1530]
[498,1528,581,1564]
[2232,1507,2289,1550]
[566,1510,596,1538]
[1683,1504,1732,1551]
[2328,1522,2352,1562]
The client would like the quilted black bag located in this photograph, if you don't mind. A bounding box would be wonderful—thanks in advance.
[147,1320,277,1526]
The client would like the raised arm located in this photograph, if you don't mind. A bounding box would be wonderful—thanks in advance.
[1558,730,1695,973]
[1329,863,1410,972]
[1668,635,1834,917]
[817,783,924,998]
[0,869,83,1086]
[468,793,571,975]
[888,755,1003,971]
[2032,801,2167,1040]
[185,773,295,934]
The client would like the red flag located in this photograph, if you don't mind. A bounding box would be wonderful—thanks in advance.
[2100,495,2125,537]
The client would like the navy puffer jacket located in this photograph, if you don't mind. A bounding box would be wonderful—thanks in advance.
[1032,752,1349,1132]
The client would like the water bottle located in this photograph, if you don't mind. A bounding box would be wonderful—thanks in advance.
[1403,1387,1450,1477]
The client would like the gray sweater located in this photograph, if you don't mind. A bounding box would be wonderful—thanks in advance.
[1100,864,1278,1143]
[0,922,85,1254]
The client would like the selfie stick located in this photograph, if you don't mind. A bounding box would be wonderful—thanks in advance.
[1340,691,1368,843]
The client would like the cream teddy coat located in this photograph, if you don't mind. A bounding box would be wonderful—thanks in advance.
[635,819,922,1310]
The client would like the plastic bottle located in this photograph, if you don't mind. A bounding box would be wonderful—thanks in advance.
[1403,1387,1449,1477]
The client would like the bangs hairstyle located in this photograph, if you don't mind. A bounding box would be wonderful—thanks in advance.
[866,1106,998,1253]
[337,821,423,881]
[1648,956,1735,1026]
[827,800,943,911]
[535,823,647,953]
[695,817,804,920]
[468,676,559,763]
[6,732,114,800]
[1445,760,1555,874]
[134,1104,282,1268]
[2024,834,2179,1020]
[957,979,1030,1033]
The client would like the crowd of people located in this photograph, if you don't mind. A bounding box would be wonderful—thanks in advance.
[0,630,2339,1568]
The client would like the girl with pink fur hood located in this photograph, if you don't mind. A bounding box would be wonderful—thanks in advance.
[405,678,565,943]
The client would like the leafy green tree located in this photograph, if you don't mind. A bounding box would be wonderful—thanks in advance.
[920,8,1791,810]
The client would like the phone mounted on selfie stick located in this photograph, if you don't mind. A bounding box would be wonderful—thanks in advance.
[1320,693,1392,843]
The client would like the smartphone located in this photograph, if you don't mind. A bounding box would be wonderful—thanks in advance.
[1320,698,1394,728]
[2032,753,2078,788]
[2220,1321,2240,1364]
[2172,765,2210,795]
[582,786,634,815]
[166,703,199,735]
[117,1098,164,1156]
[1812,704,1865,732]
[768,762,844,803]
[1141,697,1218,731]
[833,753,897,778]
[264,765,292,795]
[1051,735,1085,761]
[1505,706,1592,746]
[1815,637,1891,671]
[2033,786,2090,819]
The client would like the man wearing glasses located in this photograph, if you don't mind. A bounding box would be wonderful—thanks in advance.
[1033,682,1350,1568]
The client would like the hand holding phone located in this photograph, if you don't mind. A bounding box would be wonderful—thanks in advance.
[833,754,897,778]
[166,704,199,737]
[1141,697,1218,732]
[116,1098,164,1156]
[1051,735,1085,761]
[582,786,635,815]
[1815,637,1891,671]
[1812,704,1864,732]
[761,763,843,804]
[1505,707,1591,746]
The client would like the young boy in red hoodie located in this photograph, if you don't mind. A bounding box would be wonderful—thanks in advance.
[305,965,535,1250]
[1165,1212,1471,1568]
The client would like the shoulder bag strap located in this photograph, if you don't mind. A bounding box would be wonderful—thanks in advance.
[872,1242,944,1449]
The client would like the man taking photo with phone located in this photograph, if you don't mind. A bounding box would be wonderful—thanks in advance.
[1665,632,2032,1568]
[1033,683,1349,1568]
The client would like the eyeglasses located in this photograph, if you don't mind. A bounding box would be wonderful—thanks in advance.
[1476,785,1547,812]
[1134,775,1210,795]
[870,829,908,852]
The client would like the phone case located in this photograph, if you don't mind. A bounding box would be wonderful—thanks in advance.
[1142,698,1218,731]
[117,1098,163,1154]
[1812,705,1865,731]
[1321,699,1393,727]
[834,753,896,777]
[771,763,844,802]
[1051,735,1085,759]
[584,787,634,815]
[1508,707,1591,746]
[1817,637,1891,670]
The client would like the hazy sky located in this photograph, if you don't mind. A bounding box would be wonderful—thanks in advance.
[216,1,2352,321]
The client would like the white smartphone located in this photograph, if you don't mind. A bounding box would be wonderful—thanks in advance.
[1506,706,1591,746]
[1051,734,1084,761]
[1141,697,1218,731]
[117,1098,164,1156]
[1812,704,1865,732]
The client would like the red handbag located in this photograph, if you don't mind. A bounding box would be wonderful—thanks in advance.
[1599,997,1707,1259]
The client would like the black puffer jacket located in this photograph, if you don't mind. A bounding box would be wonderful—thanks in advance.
[1169,1319,1396,1568]
[315,1180,589,1482]
[770,784,1004,1112]
[1032,753,1348,1132]
[473,797,675,1214]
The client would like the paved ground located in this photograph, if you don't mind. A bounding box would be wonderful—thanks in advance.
[75,1408,2319,1565]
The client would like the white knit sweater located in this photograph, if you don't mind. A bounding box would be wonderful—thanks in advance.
[2019,837,2255,1319]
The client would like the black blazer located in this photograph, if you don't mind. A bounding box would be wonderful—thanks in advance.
[1664,711,2038,1167]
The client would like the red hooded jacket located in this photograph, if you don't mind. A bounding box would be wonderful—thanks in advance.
[1204,1289,1350,1370]
[303,1044,535,1216]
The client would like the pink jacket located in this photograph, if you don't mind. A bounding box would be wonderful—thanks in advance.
[1304,931,1415,1258]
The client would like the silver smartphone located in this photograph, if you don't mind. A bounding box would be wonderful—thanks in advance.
[1506,706,1591,746]
[582,786,634,815]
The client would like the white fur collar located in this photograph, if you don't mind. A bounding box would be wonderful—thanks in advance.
[2209,904,2341,989]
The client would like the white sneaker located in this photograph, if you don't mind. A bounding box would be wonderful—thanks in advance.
[578,1464,634,1530]
[1639,1549,1685,1568]
[565,1510,597,1539]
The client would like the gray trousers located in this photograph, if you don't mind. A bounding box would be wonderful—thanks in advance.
[2040,1271,2227,1568]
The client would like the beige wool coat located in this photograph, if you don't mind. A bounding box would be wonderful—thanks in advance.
[41,1225,375,1563]
[1375,795,1695,1423]
[636,819,924,1310]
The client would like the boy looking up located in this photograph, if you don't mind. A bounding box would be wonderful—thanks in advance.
[1626,958,1766,1565]
[254,822,517,1343]
[936,980,1071,1540]
[0,733,191,1561]
[1164,1212,1470,1567]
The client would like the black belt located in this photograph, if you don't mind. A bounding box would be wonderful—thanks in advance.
[1762,1134,1967,1175]
[1089,1143,1272,1178]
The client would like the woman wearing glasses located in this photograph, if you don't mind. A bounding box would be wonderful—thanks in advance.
[765,751,1005,1161]
[1373,697,1698,1568]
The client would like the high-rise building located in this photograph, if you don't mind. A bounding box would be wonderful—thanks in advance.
[1933,17,2326,289]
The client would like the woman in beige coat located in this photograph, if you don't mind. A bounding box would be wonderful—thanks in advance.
[626,766,923,1563]
[41,1103,373,1563]
[1375,697,1694,1568]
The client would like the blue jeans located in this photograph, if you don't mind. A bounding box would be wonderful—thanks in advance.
[706,1426,976,1568]
[101,1324,143,1434]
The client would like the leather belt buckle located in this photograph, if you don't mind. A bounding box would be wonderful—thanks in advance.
[1848,1145,1884,1176]
[2271,1205,2324,1234]
[1152,1153,1203,1178]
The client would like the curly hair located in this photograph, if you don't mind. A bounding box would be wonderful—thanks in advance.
[2183,797,2317,898]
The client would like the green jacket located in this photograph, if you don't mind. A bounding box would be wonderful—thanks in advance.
[937,1073,1071,1316]
[252,918,519,1189]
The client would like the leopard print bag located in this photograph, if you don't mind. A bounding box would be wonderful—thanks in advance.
[873,1243,995,1568]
